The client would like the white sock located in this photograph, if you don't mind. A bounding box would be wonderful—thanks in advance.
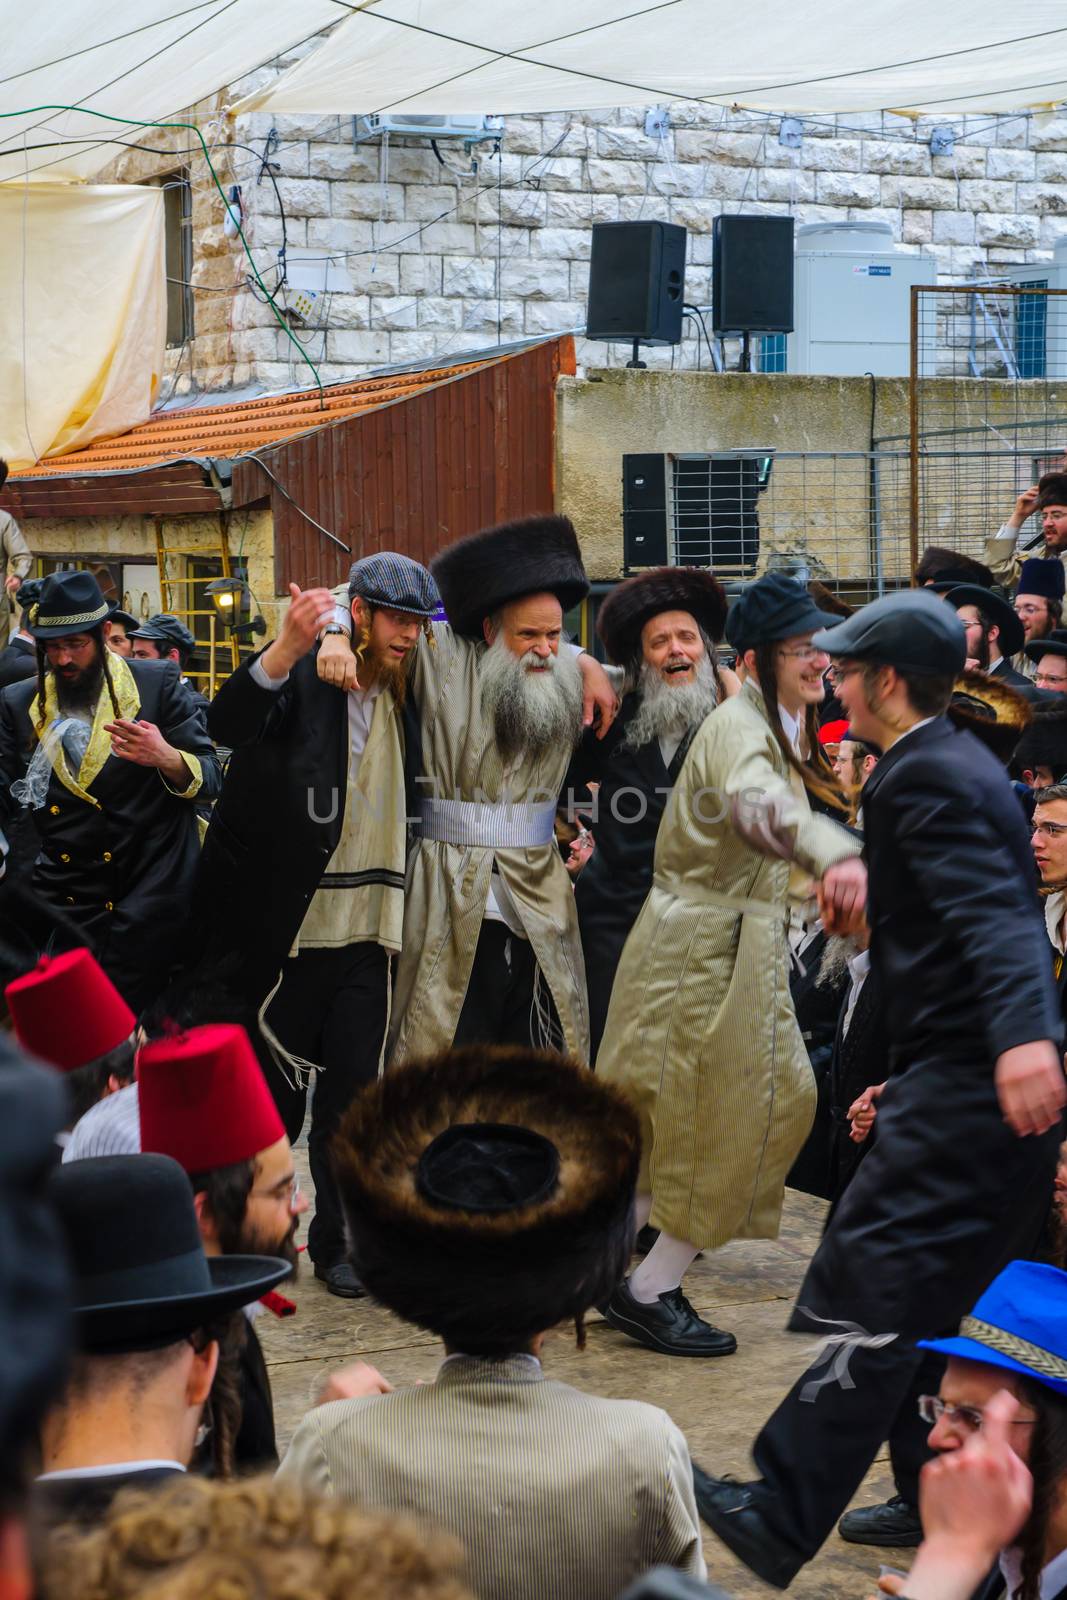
[634,1194,653,1232]
[628,1232,700,1304]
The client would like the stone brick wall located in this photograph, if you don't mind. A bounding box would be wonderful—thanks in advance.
[100,57,1067,395]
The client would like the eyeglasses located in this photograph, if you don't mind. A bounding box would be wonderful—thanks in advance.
[918,1395,1036,1432]
[777,645,830,663]
[827,664,863,687]
[249,1174,301,1206]
[1035,672,1067,688]
[1033,819,1067,838]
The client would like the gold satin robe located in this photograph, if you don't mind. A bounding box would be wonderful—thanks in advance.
[597,679,860,1250]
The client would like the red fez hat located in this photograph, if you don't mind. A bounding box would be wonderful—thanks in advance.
[818,719,850,746]
[138,1023,285,1174]
[5,949,135,1072]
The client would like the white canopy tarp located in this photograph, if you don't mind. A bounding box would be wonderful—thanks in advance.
[234,0,1067,118]
[0,0,339,185]
[0,184,166,466]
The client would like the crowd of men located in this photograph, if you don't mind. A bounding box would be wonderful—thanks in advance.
[3,469,1067,1599]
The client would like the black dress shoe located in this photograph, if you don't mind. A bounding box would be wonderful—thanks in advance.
[838,1495,922,1547]
[634,1225,660,1255]
[601,1278,737,1356]
[314,1261,366,1299]
[692,1466,804,1590]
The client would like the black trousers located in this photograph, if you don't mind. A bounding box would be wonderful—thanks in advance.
[453,921,538,1048]
[262,942,389,1268]
[750,1341,945,1559]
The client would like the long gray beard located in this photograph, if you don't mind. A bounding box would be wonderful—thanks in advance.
[621,655,719,752]
[479,635,585,766]
[816,933,863,988]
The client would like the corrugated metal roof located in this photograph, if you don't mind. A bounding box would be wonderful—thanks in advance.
[9,356,500,480]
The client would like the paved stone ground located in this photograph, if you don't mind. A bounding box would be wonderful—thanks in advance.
[261,1148,905,1599]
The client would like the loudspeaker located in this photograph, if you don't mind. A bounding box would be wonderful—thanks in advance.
[712,216,794,335]
[587,222,687,345]
[622,454,668,567]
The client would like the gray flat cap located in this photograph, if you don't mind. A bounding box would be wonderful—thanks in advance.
[348,552,440,618]
[811,589,966,676]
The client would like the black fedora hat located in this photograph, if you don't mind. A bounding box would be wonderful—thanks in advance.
[1025,627,1067,665]
[49,1154,291,1354]
[943,583,1025,659]
[27,571,110,640]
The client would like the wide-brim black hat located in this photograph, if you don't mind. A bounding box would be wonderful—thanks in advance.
[28,570,110,640]
[597,567,727,665]
[1025,627,1067,664]
[107,604,139,633]
[947,670,1032,765]
[50,1154,291,1354]
[943,583,1025,659]
[1015,697,1067,777]
[333,1046,640,1349]
[431,515,589,640]
[725,572,842,653]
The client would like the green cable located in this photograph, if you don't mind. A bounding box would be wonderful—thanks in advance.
[1,104,324,399]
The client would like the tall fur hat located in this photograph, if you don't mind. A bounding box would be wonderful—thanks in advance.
[948,670,1032,765]
[913,545,995,590]
[596,567,728,666]
[431,514,589,639]
[1037,473,1067,512]
[332,1046,640,1351]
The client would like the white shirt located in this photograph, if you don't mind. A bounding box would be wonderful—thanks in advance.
[37,1460,185,1481]
[1000,1544,1067,1600]
[841,949,871,1040]
[779,705,802,755]
[1045,888,1067,958]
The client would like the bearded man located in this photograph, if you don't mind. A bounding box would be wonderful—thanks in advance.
[317,515,618,1064]
[568,567,738,1060]
[0,570,219,1010]
[193,554,439,1297]
[1013,558,1065,680]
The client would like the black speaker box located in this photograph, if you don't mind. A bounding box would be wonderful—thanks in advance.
[623,453,666,512]
[587,222,687,345]
[623,511,669,568]
[712,215,794,335]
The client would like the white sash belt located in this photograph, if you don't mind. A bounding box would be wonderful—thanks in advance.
[416,798,556,849]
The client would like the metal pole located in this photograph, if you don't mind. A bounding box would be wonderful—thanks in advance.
[909,286,921,582]
[208,612,217,701]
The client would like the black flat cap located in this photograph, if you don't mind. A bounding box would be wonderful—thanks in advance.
[812,589,966,676]
[129,613,196,656]
[725,573,842,652]
[942,583,1025,658]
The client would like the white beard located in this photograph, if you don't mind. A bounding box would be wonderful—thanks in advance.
[622,654,719,752]
[479,634,585,764]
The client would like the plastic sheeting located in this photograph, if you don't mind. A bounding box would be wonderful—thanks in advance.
[0,0,339,185]
[0,184,166,467]
[234,0,1067,118]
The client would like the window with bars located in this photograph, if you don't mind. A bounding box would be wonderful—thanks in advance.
[1015,281,1049,380]
[670,454,773,574]
[152,170,195,348]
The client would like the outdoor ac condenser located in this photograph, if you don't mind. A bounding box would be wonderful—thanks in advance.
[354,113,504,144]
[622,452,773,575]
[788,222,936,377]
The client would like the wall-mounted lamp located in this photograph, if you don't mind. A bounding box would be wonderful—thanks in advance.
[204,577,265,637]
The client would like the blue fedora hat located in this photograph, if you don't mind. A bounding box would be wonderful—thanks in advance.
[918,1260,1067,1396]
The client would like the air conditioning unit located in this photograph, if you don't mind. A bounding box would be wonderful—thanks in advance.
[622,452,774,575]
[354,113,504,145]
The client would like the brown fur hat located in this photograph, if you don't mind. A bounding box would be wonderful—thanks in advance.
[1037,473,1067,511]
[914,545,995,589]
[430,514,589,640]
[807,580,853,620]
[948,670,1032,764]
[596,567,728,665]
[332,1046,640,1351]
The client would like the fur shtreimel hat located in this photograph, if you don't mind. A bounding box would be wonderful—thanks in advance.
[430,514,589,640]
[596,567,727,666]
[948,669,1032,765]
[333,1046,640,1351]
[913,545,995,590]
[1037,473,1067,512]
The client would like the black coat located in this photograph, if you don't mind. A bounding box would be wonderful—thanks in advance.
[791,717,1063,1338]
[0,636,35,691]
[192,650,352,1009]
[32,1463,182,1524]
[989,656,1034,691]
[235,1319,278,1471]
[0,661,220,1011]
[569,692,699,1058]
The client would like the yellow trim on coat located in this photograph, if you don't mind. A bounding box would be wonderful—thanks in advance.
[29,652,141,809]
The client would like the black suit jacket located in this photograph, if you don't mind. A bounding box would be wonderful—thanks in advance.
[0,636,35,691]
[0,660,220,1008]
[193,648,353,1008]
[32,1463,182,1524]
[863,717,1061,1068]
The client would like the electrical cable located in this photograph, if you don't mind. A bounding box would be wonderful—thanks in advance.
[244,453,350,552]
[0,103,323,399]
